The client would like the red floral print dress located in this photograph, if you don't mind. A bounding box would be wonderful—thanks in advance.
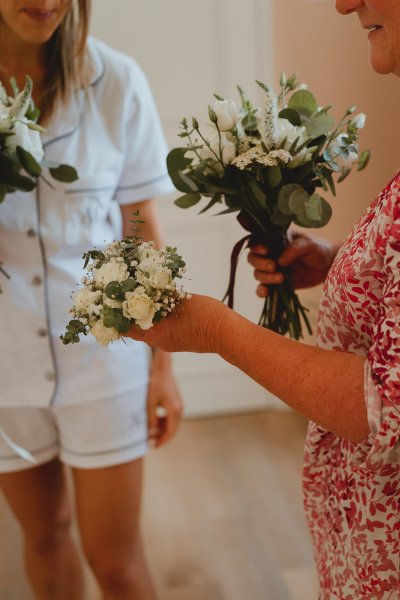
[303,173,400,599]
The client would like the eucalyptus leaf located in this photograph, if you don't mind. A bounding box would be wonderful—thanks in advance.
[121,278,138,293]
[304,112,335,137]
[60,319,87,345]
[304,193,323,221]
[105,281,124,301]
[174,192,201,209]
[288,188,309,215]
[102,305,131,334]
[49,164,78,183]
[246,176,268,208]
[265,166,282,189]
[167,147,198,193]
[16,145,42,177]
[0,169,35,191]
[279,108,301,127]
[358,149,371,171]
[277,183,303,215]
[294,194,332,228]
[326,171,336,196]
[288,90,318,117]
[337,168,351,183]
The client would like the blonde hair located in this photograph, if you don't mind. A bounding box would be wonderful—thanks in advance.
[41,0,92,121]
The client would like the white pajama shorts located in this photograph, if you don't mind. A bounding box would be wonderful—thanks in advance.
[0,387,148,473]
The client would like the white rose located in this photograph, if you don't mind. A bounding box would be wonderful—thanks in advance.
[122,286,156,329]
[5,117,44,163]
[93,260,129,288]
[138,242,160,261]
[152,269,172,289]
[350,112,366,130]
[73,288,102,313]
[90,319,119,347]
[138,254,164,269]
[198,130,237,165]
[136,258,172,290]
[212,99,239,132]
[328,133,358,171]
[277,118,308,149]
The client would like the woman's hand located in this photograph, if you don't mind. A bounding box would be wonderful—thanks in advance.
[248,232,341,298]
[128,295,230,355]
[146,350,183,448]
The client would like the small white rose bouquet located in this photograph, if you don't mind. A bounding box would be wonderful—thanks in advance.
[167,73,370,339]
[0,76,78,199]
[0,75,78,288]
[61,229,189,347]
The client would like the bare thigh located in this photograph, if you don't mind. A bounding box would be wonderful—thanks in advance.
[72,458,146,566]
[0,458,73,544]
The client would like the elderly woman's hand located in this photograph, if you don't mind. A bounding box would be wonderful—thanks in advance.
[127,294,231,354]
[248,232,341,298]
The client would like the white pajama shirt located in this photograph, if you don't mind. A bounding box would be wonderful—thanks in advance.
[0,37,172,411]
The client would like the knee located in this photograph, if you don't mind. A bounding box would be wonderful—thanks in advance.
[85,542,146,595]
[26,513,73,556]
[90,562,138,595]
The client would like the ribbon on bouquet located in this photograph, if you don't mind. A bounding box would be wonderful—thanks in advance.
[223,210,289,310]
[222,233,251,309]
[0,425,38,464]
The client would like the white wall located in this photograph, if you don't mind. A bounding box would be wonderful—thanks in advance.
[91,0,279,417]
[90,0,400,415]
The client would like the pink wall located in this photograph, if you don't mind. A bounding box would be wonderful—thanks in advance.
[272,0,400,243]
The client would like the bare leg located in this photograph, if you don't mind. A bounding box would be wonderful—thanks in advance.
[72,458,157,600]
[0,459,85,600]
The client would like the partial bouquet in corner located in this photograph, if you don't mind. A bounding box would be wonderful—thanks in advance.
[61,216,190,347]
[167,73,370,339]
[0,76,78,288]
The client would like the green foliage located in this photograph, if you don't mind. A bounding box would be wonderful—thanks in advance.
[16,145,42,177]
[288,90,318,117]
[60,319,87,345]
[174,192,202,209]
[102,305,131,334]
[167,147,196,193]
[82,249,105,269]
[49,164,78,183]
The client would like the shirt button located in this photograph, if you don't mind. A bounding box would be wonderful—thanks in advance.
[32,275,42,286]
[37,328,47,337]
[45,372,56,382]
[389,420,398,432]
[26,228,36,238]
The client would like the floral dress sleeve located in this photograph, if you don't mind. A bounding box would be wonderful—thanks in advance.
[352,185,400,472]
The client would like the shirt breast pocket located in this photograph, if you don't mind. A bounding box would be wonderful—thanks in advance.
[62,176,118,245]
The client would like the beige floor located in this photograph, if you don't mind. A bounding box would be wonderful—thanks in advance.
[0,411,319,600]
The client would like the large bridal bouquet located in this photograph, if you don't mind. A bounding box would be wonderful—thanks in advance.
[0,76,78,288]
[61,221,189,347]
[167,74,370,339]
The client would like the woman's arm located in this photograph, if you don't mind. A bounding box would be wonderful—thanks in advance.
[217,304,368,442]
[121,199,183,447]
[127,294,369,443]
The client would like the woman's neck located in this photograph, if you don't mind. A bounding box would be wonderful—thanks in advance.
[0,24,47,98]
